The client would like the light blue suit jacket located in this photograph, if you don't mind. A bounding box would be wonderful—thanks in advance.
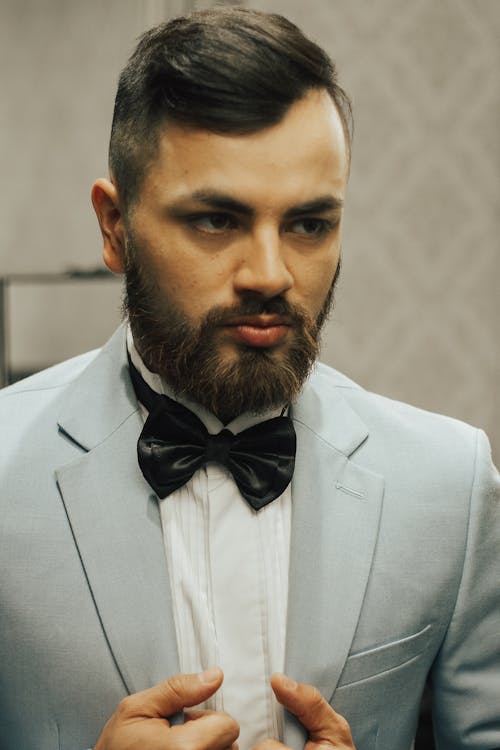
[0,326,498,750]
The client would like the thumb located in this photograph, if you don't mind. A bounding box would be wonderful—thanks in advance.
[124,668,224,719]
[271,673,354,748]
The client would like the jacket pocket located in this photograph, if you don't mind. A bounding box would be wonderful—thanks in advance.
[337,623,433,688]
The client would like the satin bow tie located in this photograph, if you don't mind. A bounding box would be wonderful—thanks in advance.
[128,358,296,511]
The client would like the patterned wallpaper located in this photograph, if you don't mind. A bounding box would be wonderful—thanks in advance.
[245,0,500,463]
[1,0,498,462]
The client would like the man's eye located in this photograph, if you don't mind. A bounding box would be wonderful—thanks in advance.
[189,213,237,233]
[288,218,334,237]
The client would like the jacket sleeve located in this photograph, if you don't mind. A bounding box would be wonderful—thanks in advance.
[430,428,500,749]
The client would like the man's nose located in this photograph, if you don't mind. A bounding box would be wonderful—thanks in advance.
[233,226,293,299]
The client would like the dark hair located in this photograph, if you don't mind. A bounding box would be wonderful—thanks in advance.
[109,6,353,212]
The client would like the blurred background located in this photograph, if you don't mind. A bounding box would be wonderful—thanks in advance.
[1,2,498,747]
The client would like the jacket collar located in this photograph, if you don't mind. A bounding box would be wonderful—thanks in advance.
[56,326,383,749]
[58,325,369,459]
[57,325,136,450]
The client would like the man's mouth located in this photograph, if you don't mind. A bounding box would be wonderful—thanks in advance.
[222,314,292,348]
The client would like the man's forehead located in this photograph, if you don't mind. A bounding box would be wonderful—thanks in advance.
[157,89,347,156]
[141,90,349,205]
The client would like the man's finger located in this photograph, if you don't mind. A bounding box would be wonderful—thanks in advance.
[270,673,354,747]
[253,740,289,750]
[118,668,224,720]
[168,711,240,750]
[94,669,239,750]
[183,710,240,750]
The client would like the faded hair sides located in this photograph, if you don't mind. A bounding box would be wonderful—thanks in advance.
[109,7,352,213]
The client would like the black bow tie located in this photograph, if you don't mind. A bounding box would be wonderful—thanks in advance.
[128,357,296,511]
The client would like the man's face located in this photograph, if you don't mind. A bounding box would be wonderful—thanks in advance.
[121,89,349,421]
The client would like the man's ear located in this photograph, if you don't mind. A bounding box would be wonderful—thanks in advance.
[91,178,127,274]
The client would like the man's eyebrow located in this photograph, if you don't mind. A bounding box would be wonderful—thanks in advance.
[171,190,254,216]
[168,190,343,217]
[283,196,344,218]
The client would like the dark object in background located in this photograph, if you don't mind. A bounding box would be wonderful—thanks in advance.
[415,685,435,750]
[0,269,121,388]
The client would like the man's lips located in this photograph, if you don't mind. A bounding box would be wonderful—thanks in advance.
[221,314,292,348]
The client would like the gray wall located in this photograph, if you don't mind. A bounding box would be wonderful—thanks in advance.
[1,0,498,462]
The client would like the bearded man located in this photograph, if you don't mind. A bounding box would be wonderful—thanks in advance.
[0,7,498,750]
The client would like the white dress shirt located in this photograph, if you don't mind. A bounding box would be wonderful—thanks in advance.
[127,330,292,749]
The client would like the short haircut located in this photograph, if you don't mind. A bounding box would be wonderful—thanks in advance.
[109,6,353,213]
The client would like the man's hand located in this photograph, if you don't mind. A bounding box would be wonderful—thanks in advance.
[94,668,239,750]
[254,673,355,750]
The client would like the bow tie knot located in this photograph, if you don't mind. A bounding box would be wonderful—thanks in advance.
[128,356,296,511]
[205,429,235,464]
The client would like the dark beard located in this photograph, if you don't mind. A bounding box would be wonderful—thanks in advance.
[123,240,340,423]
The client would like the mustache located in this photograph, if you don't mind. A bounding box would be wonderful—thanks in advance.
[201,296,311,328]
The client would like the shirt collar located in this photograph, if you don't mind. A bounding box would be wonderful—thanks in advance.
[126,325,285,435]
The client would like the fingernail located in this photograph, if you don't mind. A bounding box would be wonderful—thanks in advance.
[198,667,221,684]
[281,675,298,690]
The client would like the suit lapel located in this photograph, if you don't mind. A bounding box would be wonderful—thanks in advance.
[55,327,179,694]
[284,371,384,749]
[55,331,383,731]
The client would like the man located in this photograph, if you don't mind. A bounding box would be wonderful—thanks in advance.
[0,7,498,750]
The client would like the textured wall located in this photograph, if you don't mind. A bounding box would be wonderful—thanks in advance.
[245,0,500,462]
[1,0,498,462]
